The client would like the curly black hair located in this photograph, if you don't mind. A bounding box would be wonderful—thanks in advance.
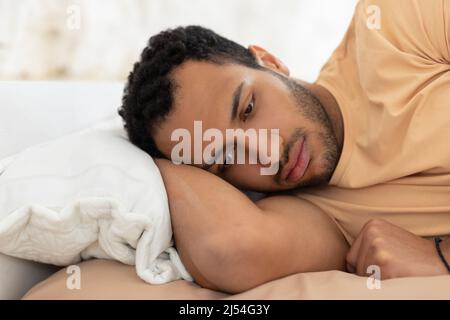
[118,25,261,158]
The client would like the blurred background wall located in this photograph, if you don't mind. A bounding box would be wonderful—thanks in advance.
[0,0,357,82]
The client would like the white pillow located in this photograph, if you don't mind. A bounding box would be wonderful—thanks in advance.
[0,118,192,286]
[0,81,124,299]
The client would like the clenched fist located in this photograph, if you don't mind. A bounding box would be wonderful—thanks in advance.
[346,219,450,279]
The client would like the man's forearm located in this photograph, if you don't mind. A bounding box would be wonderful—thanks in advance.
[155,159,348,293]
[156,159,267,292]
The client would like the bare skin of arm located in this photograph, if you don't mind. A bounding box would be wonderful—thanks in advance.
[155,159,349,293]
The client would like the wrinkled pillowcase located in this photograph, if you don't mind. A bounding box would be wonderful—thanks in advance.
[0,118,192,284]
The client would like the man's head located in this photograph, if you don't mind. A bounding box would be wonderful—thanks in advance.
[119,26,340,192]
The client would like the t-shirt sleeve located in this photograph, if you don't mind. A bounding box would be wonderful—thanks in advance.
[444,0,450,62]
[358,0,450,64]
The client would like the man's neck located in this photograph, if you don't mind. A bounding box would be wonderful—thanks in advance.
[296,79,345,155]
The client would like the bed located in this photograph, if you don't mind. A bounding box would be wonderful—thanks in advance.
[22,259,450,299]
[1,81,449,300]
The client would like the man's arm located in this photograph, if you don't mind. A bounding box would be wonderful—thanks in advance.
[155,159,348,293]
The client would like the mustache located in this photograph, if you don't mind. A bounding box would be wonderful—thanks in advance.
[276,128,307,182]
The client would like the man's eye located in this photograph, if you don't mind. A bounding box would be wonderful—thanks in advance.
[219,148,234,173]
[243,95,255,121]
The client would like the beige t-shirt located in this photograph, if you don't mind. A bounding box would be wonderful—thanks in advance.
[296,0,450,243]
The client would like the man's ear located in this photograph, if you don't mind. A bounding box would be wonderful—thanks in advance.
[248,45,290,76]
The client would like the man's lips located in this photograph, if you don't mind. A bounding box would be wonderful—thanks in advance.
[280,137,310,184]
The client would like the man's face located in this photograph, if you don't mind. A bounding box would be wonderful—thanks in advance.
[154,59,339,192]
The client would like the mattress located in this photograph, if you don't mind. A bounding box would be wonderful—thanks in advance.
[23,259,450,299]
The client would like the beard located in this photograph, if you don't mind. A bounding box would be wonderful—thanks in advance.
[272,72,340,189]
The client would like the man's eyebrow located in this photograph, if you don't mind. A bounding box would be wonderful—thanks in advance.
[201,82,243,171]
[230,81,245,122]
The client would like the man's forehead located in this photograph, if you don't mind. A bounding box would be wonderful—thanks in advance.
[173,60,242,98]
[170,61,247,124]
[156,61,245,157]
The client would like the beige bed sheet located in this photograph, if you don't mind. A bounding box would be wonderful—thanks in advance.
[23,259,450,300]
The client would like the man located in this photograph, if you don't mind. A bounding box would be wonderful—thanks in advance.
[119,0,450,293]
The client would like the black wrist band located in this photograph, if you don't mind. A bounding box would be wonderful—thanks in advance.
[434,237,450,273]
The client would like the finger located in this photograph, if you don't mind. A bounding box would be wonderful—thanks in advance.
[356,231,374,276]
[346,229,364,273]
[357,247,373,277]
[356,220,385,276]
[346,261,355,273]
[359,246,377,280]
[346,219,376,271]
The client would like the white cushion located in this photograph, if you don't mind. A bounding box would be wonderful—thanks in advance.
[0,81,123,299]
[0,118,191,288]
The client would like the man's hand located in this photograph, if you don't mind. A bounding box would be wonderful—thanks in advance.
[346,219,450,279]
